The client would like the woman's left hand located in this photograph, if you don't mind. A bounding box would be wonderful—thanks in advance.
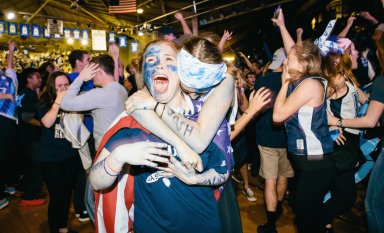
[282,59,291,84]
[156,155,198,185]
[125,89,157,115]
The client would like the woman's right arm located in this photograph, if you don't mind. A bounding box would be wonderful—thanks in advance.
[90,141,169,190]
[272,8,295,54]
[41,90,66,128]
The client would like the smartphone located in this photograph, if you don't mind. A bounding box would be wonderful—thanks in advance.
[273,4,281,27]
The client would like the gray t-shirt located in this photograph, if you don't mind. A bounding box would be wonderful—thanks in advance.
[61,79,128,149]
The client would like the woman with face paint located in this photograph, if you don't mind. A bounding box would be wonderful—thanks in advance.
[271,9,336,233]
[91,39,234,233]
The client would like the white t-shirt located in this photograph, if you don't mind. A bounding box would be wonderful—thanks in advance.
[74,30,80,38]
[33,27,39,36]
[10,25,15,33]
[0,24,4,32]
[22,26,27,35]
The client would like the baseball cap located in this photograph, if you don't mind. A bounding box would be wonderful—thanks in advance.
[158,26,178,35]
[268,48,287,70]
[375,23,384,33]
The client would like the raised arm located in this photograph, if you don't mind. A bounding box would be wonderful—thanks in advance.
[126,73,235,154]
[118,58,124,78]
[239,52,254,71]
[338,17,356,38]
[219,30,233,54]
[360,12,379,25]
[175,13,192,36]
[272,9,295,54]
[7,39,15,70]
[109,43,120,82]
[296,28,303,43]
[41,90,66,128]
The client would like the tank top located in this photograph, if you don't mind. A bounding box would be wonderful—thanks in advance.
[326,74,360,135]
[285,77,333,155]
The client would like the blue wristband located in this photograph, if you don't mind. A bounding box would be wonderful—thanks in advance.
[103,157,119,176]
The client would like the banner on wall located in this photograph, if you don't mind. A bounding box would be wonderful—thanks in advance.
[47,18,63,35]
[119,36,127,47]
[32,25,41,38]
[131,41,138,53]
[8,22,17,35]
[92,30,106,51]
[0,21,5,34]
[73,29,81,40]
[53,34,61,39]
[20,24,29,37]
[63,28,71,39]
[82,29,89,41]
[108,32,116,43]
[43,27,51,38]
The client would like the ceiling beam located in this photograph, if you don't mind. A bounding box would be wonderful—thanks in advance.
[45,2,95,21]
[27,0,52,23]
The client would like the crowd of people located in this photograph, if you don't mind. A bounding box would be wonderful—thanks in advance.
[0,6,383,233]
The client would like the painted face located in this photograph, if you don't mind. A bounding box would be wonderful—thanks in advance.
[329,52,342,68]
[349,43,359,70]
[55,75,69,93]
[143,43,180,103]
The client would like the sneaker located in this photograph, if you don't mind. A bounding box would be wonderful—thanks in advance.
[19,199,45,207]
[4,185,16,195]
[78,211,90,222]
[257,224,277,233]
[325,227,334,233]
[15,190,24,197]
[242,188,257,202]
[0,198,9,210]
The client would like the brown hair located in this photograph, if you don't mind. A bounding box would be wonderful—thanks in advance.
[183,37,223,64]
[376,35,384,75]
[333,46,360,87]
[288,40,323,83]
[38,71,71,110]
[198,31,221,45]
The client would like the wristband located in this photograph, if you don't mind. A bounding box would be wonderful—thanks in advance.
[244,112,255,120]
[103,157,119,176]
[160,104,166,119]
[154,102,160,113]
[106,156,122,173]
[54,102,60,106]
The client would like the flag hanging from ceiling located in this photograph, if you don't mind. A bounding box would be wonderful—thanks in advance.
[109,0,136,14]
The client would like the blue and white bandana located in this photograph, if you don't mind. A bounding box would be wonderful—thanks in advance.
[177,48,227,90]
[314,19,345,57]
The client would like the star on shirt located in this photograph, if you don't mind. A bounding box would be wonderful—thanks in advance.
[196,104,201,112]
[227,146,231,154]
[217,130,223,136]
[227,123,231,135]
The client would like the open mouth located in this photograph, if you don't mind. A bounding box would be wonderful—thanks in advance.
[153,74,169,93]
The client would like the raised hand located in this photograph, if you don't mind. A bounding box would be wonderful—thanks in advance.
[222,30,233,41]
[271,8,285,28]
[78,63,100,82]
[108,43,119,59]
[8,39,16,52]
[239,52,246,58]
[296,28,303,36]
[247,87,271,115]
[282,59,291,84]
[347,16,356,26]
[125,89,157,115]
[174,12,184,21]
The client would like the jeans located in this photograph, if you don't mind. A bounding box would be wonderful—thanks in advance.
[85,175,95,226]
[20,141,44,200]
[365,147,384,232]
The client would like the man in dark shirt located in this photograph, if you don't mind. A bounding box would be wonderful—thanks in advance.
[17,67,45,207]
[254,48,294,233]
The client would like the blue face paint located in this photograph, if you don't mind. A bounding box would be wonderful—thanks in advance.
[167,65,177,73]
[143,44,162,99]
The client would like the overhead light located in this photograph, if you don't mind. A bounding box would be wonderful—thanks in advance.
[7,12,15,20]
[23,15,30,21]
[138,32,144,36]
[247,56,250,58]
[82,39,87,45]
[145,4,150,8]
[137,9,143,13]
[68,38,73,44]
[219,14,224,18]
[224,57,235,61]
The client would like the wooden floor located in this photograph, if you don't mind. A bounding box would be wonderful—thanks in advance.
[0,173,368,233]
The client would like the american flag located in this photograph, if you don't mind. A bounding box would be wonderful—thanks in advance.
[109,0,136,14]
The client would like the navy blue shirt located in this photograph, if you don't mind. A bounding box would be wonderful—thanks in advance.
[37,103,77,162]
[68,72,94,134]
[254,72,287,148]
[18,87,41,143]
[370,75,384,141]
[104,128,227,233]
